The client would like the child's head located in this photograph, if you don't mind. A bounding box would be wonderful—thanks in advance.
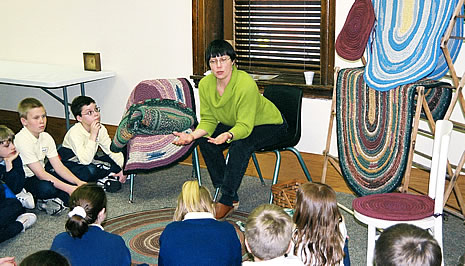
[71,96,99,119]
[245,204,293,261]
[374,223,442,266]
[20,250,70,266]
[70,96,100,128]
[293,182,344,265]
[17,97,44,119]
[0,125,16,159]
[173,180,215,221]
[66,183,107,239]
[17,98,47,137]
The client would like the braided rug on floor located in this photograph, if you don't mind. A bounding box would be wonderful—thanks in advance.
[122,78,197,174]
[364,0,455,91]
[336,68,451,196]
[104,208,248,266]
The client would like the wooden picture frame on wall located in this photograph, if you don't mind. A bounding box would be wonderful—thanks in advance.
[83,52,101,71]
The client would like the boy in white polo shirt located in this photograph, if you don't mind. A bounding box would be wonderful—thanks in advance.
[58,96,126,191]
[14,98,86,215]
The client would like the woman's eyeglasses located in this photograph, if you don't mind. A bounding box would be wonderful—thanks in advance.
[209,56,231,66]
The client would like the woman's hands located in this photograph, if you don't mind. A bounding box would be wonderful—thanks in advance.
[207,132,231,145]
[173,129,227,146]
[172,131,195,146]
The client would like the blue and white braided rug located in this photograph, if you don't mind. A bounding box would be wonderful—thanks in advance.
[364,0,456,91]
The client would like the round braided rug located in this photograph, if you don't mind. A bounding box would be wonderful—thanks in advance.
[104,208,248,266]
[352,193,434,221]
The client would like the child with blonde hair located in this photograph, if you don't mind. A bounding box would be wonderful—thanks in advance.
[15,98,86,215]
[244,204,304,265]
[0,125,37,243]
[158,180,241,265]
[0,125,34,209]
[292,182,349,266]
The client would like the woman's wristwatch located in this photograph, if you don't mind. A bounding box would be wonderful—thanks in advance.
[227,131,234,141]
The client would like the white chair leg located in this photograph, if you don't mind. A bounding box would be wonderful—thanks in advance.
[433,220,444,265]
[366,225,376,266]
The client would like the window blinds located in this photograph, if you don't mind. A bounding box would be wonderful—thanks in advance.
[234,0,322,74]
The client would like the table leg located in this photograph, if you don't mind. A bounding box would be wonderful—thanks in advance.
[63,86,70,130]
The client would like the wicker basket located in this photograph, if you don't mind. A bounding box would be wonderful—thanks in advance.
[271,179,307,209]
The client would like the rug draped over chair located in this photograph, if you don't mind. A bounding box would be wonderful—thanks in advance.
[120,78,197,173]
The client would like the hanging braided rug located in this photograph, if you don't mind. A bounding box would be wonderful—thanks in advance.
[364,0,455,91]
[121,78,197,174]
[336,68,451,196]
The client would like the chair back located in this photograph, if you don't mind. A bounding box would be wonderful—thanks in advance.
[261,85,303,150]
[122,78,197,173]
[429,120,453,215]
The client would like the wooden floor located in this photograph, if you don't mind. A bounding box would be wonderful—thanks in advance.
[181,149,465,217]
[1,109,464,216]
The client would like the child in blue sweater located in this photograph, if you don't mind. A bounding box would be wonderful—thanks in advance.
[158,180,242,265]
[0,125,36,243]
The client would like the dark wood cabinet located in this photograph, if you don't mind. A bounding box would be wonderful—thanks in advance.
[192,0,224,76]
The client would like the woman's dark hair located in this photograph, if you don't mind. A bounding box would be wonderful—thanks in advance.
[20,250,70,266]
[65,183,107,239]
[205,39,237,65]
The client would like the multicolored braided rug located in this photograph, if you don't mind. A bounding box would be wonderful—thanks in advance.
[104,208,248,266]
[336,68,451,196]
[364,0,455,91]
[122,79,197,174]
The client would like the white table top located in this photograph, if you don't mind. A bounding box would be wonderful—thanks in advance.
[0,60,115,88]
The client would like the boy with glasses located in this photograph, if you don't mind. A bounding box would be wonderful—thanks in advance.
[0,126,37,243]
[15,98,85,215]
[0,125,34,209]
[58,96,126,192]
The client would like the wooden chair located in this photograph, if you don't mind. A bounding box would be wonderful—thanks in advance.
[352,120,453,265]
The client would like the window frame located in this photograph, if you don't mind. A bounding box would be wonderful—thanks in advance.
[191,0,335,99]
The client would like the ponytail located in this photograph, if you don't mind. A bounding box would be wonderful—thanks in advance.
[65,184,107,238]
[65,209,89,238]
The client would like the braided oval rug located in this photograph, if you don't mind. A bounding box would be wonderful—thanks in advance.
[104,208,248,266]
[364,0,455,91]
[123,78,197,174]
[336,68,451,196]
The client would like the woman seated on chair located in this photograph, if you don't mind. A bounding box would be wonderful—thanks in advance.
[173,39,287,219]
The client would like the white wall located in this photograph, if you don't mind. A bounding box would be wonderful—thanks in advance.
[1,0,463,167]
[0,0,193,121]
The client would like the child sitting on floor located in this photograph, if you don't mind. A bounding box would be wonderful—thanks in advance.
[50,183,131,266]
[0,125,34,209]
[14,98,85,215]
[158,180,242,265]
[243,203,304,265]
[58,96,126,191]
[291,182,350,266]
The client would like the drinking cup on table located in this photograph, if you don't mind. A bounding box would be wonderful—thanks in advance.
[304,71,315,85]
